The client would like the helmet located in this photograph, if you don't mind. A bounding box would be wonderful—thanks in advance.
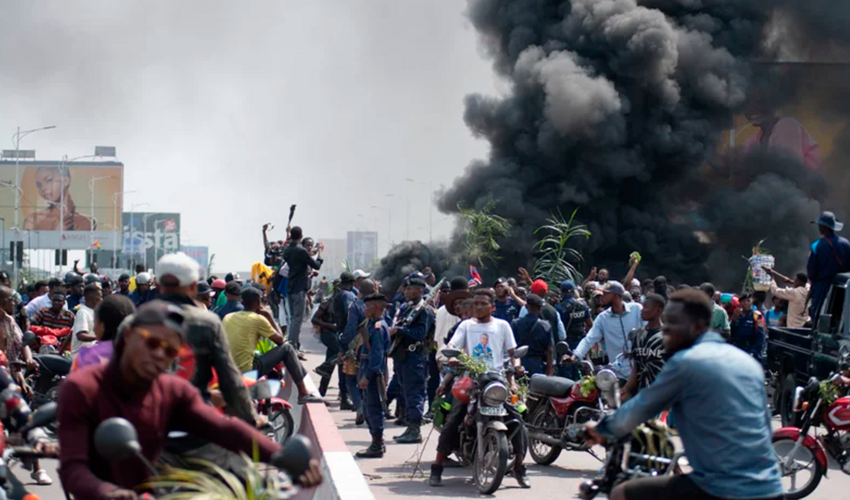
[451,376,475,405]
[211,278,227,290]
[64,272,82,285]
[83,273,101,285]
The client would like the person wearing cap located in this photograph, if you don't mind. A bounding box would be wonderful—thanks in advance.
[355,293,392,458]
[101,277,114,297]
[511,293,554,376]
[311,278,342,398]
[353,269,371,293]
[129,272,155,307]
[390,277,435,445]
[223,287,323,404]
[518,279,566,345]
[334,272,360,411]
[555,280,593,379]
[214,281,245,320]
[127,264,146,293]
[58,300,323,500]
[117,273,131,296]
[569,281,645,380]
[493,277,524,323]
[70,283,104,357]
[65,273,85,311]
[808,210,850,324]
[195,282,215,310]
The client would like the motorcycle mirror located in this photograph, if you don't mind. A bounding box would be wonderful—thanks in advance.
[94,417,143,461]
[242,370,259,381]
[270,434,313,478]
[21,402,58,433]
[251,379,281,400]
[267,379,282,397]
[441,348,461,359]
[513,346,529,359]
[22,331,37,347]
[555,341,571,357]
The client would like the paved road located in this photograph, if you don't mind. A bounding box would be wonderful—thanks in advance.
[28,323,850,499]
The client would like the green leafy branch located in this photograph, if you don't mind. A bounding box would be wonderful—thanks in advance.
[533,208,591,289]
[457,351,488,377]
[458,200,512,270]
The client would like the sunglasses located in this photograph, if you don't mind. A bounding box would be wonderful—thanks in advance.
[136,328,181,358]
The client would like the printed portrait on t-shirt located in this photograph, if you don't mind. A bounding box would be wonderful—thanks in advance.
[472,333,493,364]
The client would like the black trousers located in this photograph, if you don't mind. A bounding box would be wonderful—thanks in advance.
[253,343,306,385]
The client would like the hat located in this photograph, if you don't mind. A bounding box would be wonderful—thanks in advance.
[157,252,200,287]
[530,279,549,296]
[493,277,507,287]
[211,278,227,290]
[450,276,469,291]
[353,269,371,279]
[196,282,214,296]
[65,273,83,286]
[224,281,243,296]
[241,286,263,302]
[84,273,101,285]
[526,293,544,308]
[407,278,427,288]
[443,288,472,317]
[560,280,576,293]
[136,272,152,285]
[339,272,356,284]
[602,281,626,296]
[130,300,186,339]
[363,293,388,303]
[813,211,844,231]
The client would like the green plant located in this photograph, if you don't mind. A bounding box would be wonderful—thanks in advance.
[458,200,512,269]
[341,260,353,274]
[515,375,530,402]
[142,453,291,500]
[256,337,276,355]
[579,376,597,398]
[532,208,591,288]
[457,351,488,377]
[820,379,841,406]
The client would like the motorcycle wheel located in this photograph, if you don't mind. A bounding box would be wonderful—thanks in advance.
[528,404,562,465]
[474,430,508,495]
[267,407,295,444]
[773,436,824,499]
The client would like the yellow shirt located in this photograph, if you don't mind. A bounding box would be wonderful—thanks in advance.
[222,311,277,373]
[128,275,137,292]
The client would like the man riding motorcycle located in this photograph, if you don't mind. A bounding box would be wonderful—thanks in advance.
[584,289,783,500]
[429,288,529,489]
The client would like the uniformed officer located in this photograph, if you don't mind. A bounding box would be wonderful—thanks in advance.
[730,292,767,363]
[511,293,554,376]
[334,272,359,411]
[355,293,391,458]
[556,280,593,379]
[390,277,435,444]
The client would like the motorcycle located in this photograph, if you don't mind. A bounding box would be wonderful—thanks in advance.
[772,347,850,499]
[577,368,683,500]
[243,370,294,445]
[526,341,608,465]
[0,402,59,500]
[436,345,529,495]
[20,332,72,412]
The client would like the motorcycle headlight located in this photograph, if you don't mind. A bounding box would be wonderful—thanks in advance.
[596,369,618,391]
[482,382,509,406]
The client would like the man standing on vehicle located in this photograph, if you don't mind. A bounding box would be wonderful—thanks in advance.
[429,289,528,489]
[569,281,643,381]
[808,211,850,324]
[282,227,324,352]
[764,268,810,328]
[585,289,783,500]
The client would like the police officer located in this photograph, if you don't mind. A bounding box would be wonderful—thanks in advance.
[730,292,767,363]
[511,293,553,376]
[334,272,358,411]
[355,293,392,458]
[556,280,593,379]
[390,277,435,444]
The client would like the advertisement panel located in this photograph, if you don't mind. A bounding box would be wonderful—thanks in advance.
[346,231,377,271]
[122,212,181,268]
[181,245,209,276]
[0,161,124,249]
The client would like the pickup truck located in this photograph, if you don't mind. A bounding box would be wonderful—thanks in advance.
[766,272,850,426]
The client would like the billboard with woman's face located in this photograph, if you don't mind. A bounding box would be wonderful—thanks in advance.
[0,161,124,249]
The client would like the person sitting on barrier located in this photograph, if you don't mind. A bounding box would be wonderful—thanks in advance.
[222,286,323,404]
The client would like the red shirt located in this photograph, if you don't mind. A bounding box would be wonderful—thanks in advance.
[58,358,280,500]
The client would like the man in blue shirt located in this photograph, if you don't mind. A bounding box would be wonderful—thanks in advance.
[585,289,783,500]
[334,272,359,412]
[807,211,850,324]
[730,292,766,363]
[511,294,553,376]
[355,293,391,459]
[213,281,244,320]
[493,278,523,323]
[128,272,156,308]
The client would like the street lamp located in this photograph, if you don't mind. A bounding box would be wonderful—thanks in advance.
[406,177,433,243]
[370,205,392,254]
[112,190,136,270]
[129,202,149,270]
[88,175,114,265]
[11,125,56,285]
[141,212,167,271]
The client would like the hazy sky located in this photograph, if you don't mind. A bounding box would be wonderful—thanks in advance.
[0,1,498,271]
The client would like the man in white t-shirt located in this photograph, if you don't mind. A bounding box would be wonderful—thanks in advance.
[430,289,528,489]
[71,284,103,356]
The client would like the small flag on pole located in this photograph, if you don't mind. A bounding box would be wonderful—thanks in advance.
[468,265,482,287]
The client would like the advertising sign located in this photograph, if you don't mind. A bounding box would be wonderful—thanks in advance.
[0,161,124,249]
[346,231,378,271]
[122,212,181,267]
[181,245,209,275]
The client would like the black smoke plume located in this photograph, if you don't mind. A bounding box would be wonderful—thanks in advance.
[426,0,850,290]
[373,241,454,294]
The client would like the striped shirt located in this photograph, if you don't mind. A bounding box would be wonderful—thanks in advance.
[33,307,76,330]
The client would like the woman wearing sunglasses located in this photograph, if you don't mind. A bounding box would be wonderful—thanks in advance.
[57,300,321,500]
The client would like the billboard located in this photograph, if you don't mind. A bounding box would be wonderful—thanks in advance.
[122,212,181,268]
[346,231,377,271]
[0,161,124,249]
[181,245,209,275]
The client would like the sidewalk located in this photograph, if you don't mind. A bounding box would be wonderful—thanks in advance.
[298,328,604,500]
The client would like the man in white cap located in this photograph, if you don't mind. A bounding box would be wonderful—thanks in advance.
[129,272,154,307]
[353,269,371,294]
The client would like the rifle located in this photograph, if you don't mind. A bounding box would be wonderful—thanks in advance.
[427,277,448,308]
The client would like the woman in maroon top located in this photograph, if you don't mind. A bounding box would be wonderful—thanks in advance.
[58,301,321,500]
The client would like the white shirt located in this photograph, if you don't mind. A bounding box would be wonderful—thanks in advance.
[25,293,67,316]
[449,317,517,372]
[71,304,96,356]
[434,305,460,346]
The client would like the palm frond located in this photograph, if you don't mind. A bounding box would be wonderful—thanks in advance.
[457,199,512,269]
[532,208,591,289]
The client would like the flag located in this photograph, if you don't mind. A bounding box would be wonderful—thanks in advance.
[468,265,482,287]
[164,219,177,232]
[92,240,101,249]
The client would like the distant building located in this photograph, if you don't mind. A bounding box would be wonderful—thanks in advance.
[320,238,346,280]
[347,231,378,271]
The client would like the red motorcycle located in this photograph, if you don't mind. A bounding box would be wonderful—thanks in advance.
[773,349,850,499]
[525,342,609,465]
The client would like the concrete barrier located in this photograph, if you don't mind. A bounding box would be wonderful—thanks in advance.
[280,368,375,500]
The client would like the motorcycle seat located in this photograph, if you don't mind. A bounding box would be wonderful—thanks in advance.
[35,354,72,376]
[530,373,575,398]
